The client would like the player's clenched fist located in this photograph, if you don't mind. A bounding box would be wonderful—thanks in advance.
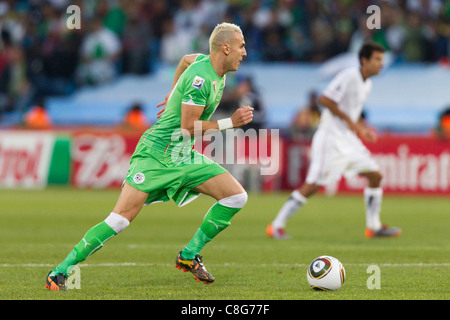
[231,106,254,128]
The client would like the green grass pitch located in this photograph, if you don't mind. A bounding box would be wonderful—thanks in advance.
[0,187,448,300]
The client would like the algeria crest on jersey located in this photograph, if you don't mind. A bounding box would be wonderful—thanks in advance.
[133,172,145,184]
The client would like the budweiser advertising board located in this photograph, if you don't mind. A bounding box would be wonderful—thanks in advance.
[71,132,139,188]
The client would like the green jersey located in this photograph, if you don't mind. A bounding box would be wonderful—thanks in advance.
[141,54,226,159]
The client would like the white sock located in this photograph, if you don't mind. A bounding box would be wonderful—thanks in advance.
[364,187,383,231]
[218,192,248,208]
[104,212,130,234]
[272,190,307,229]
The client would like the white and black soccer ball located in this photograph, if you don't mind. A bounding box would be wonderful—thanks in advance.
[306,255,346,291]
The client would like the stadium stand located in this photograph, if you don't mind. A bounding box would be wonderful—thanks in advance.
[0,0,449,133]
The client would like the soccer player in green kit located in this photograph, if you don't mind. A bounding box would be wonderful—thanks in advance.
[46,22,253,290]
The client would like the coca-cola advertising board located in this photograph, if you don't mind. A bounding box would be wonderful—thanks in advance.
[0,131,55,188]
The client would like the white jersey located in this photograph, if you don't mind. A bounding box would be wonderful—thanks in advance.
[306,67,378,186]
[319,67,372,135]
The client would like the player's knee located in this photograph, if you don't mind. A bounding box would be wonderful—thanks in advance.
[236,191,248,208]
[105,212,130,234]
[373,171,383,184]
[367,171,383,187]
[218,192,248,209]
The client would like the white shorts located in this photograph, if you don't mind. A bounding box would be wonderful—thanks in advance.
[305,128,379,186]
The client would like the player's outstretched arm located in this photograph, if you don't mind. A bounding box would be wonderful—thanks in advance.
[231,105,254,128]
[356,117,378,142]
[181,104,253,136]
[318,95,358,133]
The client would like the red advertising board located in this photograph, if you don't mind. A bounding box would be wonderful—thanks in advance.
[278,135,450,195]
[0,131,55,188]
[278,139,311,191]
[65,130,449,195]
[71,132,140,188]
[339,136,450,195]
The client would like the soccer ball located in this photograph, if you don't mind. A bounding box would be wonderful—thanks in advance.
[306,255,345,291]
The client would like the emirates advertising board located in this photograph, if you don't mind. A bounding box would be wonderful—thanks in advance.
[340,136,450,195]
[281,136,449,195]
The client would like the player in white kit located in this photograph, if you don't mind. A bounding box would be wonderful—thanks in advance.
[267,42,401,239]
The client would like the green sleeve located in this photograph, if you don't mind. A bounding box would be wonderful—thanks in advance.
[181,71,210,108]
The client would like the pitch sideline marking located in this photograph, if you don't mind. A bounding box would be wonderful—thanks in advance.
[0,262,449,268]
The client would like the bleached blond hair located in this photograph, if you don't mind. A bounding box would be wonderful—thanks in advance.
[209,22,243,53]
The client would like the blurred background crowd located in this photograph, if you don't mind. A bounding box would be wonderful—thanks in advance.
[0,0,449,130]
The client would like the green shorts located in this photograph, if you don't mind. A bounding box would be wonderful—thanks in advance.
[125,142,228,207]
